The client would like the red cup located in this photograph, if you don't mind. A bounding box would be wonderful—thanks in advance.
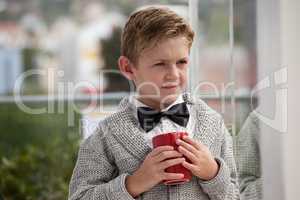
[152,132,192,185]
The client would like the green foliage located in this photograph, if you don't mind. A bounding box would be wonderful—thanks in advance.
[0,103,81,200]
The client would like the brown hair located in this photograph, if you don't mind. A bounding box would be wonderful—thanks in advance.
[121,6,194,64]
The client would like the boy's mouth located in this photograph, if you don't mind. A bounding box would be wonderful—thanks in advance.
[161,83,179,89]
[162,85,177,89]
[162,81,179,87]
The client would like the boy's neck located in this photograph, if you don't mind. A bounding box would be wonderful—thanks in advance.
[136,95,181,111]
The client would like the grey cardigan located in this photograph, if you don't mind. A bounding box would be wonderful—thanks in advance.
[235,112,262,200]
[68,94,240,200]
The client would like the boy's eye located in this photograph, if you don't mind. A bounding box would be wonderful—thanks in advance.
[177,60,188,65]
[154,62,165,66]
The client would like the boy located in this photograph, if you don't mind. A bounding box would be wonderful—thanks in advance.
[69,6,239,200]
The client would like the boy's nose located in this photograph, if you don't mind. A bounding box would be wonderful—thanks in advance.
[166,64,180,79]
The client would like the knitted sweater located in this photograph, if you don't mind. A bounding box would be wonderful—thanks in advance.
[68,93,240,200]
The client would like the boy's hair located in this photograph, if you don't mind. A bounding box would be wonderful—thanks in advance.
[121,6,195,64]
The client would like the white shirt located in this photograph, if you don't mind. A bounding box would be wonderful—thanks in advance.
[129,94,195,148]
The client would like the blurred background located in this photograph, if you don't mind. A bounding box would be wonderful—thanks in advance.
[0,0,282,199]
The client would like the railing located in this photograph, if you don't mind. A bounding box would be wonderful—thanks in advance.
[0,92,254,104]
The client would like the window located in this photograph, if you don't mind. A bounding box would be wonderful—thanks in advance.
[0,0,262,199]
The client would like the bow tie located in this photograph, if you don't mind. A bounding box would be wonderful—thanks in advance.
[137,102,190,132]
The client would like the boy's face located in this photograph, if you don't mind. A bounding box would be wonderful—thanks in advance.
[120,36,190,110]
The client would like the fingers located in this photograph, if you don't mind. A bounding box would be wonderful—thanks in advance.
[181,136,204,150]
[154,150,183,162]
[176,137,208,164]
[150,146,174,157]
[177,146,198,163]
[158,157,185,170]
[182,161,198,172]
[176,138,198,155]
[162,172,184,180]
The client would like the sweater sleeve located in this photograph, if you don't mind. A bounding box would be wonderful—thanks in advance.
[68,134,135,200]
[235,113,262,200]
[198,121,240,200]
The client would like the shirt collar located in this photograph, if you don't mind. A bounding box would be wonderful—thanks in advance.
[129,94,185,120]
[131,95,184,110]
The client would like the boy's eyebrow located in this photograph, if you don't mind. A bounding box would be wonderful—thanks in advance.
[153,57,189,62]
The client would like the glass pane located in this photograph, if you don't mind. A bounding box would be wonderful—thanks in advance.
[188,0,234,131]
[0,0,261,199]
[0,1,190,199]
[233,0,258,130]
[233,0,262,199]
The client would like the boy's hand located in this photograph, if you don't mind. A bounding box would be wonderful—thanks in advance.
[125,146,185,198]
[176,136,219,181]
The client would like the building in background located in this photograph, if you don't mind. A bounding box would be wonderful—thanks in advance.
[0,22,23,95]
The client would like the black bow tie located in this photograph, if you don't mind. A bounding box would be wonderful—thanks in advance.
[137,102,190,132]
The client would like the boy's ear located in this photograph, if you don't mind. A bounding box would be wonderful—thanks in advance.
[118,56,136,80]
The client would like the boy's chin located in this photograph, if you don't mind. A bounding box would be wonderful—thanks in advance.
[137,89,183,109]
[159,94,180,106]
